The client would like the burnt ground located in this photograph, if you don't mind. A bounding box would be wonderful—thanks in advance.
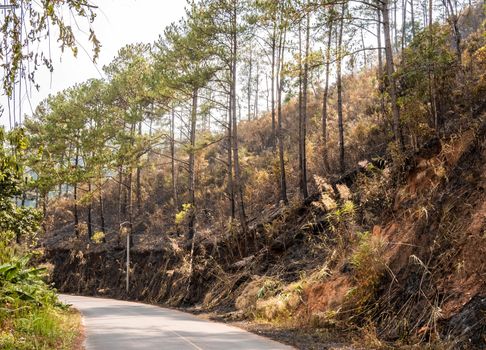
[42,121,486,350]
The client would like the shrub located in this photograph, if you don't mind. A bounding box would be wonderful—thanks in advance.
[175,203,192,225]
[91,231,105,244]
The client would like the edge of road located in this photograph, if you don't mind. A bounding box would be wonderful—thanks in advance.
[59,294,296,350]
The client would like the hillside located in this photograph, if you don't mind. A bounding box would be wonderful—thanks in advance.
[34,13,486,349]
[43,115,486,349]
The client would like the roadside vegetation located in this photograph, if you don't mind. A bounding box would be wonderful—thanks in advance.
[0,1,98,349]
[0,130,83,349]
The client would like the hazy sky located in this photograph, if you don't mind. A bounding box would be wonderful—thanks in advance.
[1,0,187,127]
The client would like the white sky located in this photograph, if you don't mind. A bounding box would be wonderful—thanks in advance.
[1,0,187,127]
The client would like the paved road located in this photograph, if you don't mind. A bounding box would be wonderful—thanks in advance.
[59,294,295,350]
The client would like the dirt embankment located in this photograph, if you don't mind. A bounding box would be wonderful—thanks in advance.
[45,121,486,349]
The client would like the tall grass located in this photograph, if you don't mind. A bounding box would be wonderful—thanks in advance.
[0,255,82,349]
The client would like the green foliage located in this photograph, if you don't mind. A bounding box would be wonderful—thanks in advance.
[0,128,41,245]
[326,200,355,232]
[0,128,74,349]
[175,203,193,225]
[1,1,100,97]
[397,24,457,140]
[0,255,56,308]
[91,231,106,244]
[256,279,282,299]
[0,307,81,350]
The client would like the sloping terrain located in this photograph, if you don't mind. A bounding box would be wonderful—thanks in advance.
[44,118,486,349]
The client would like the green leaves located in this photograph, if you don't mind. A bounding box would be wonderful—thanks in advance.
[0,255,56,308]
[1,0,100,97]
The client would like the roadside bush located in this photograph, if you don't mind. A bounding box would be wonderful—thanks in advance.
[0,128,80,349]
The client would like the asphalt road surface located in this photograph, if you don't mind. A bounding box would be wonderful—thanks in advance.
[59,294,295,350]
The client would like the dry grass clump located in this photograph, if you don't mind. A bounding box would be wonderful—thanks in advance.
[236,277,283,316]
[254,281,304,322]
[236,275,307,324]
[340,231,388,324]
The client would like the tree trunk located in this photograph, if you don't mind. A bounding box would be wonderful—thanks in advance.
[298,19,304,197]
[377,9,386,119]
[171,107,178,212]
[73,146,79,236]
[393,0,398,49]
[87,181,93,241]
[428,0,439,134]
[382,0,403,148]
[227,96,235,220]
[136,121,142,213]
[127,169,133,246]
[122,171,128,216]
[402,0,407,54]
[361,29,368,67]
[99,180,105,235]
[301,10,310,198]
[322,17,333,172]
[187,88,198,241]
[410,0,415,38]
[270,25,277,152]
[337,4,346,175]
[231,2,249,236]
[21,176,27,207]
[444,0,462,64]
[118,165,124,226]
[277,23,288,205]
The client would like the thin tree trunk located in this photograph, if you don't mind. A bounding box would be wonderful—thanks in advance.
[21,176,27,207]
[171,107,178,212]
[382,0,403,148]
[337,3,346,174]
[361,29,368,67]
[187,88,198,241]
[401,0,407,54]
[227,96,235,220]
[377,9,386,119]
[87,181,93,241]
[74,146,79,236]
[122,171,128,216]
[127,170,133,246]
[99,180,105,235]
[118,165,124,225]
[277,22,288,205]
[301,9,310,198]
[126,123,136,245]
[322,18,333,172]
[298,19,304,197]
[136,121,142,213]
[429,0,439,134]
[393,0,398,49]
[410,0,415,38]
[231,2,249,237]
[271,25,277,152]
[444,0,462,64]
